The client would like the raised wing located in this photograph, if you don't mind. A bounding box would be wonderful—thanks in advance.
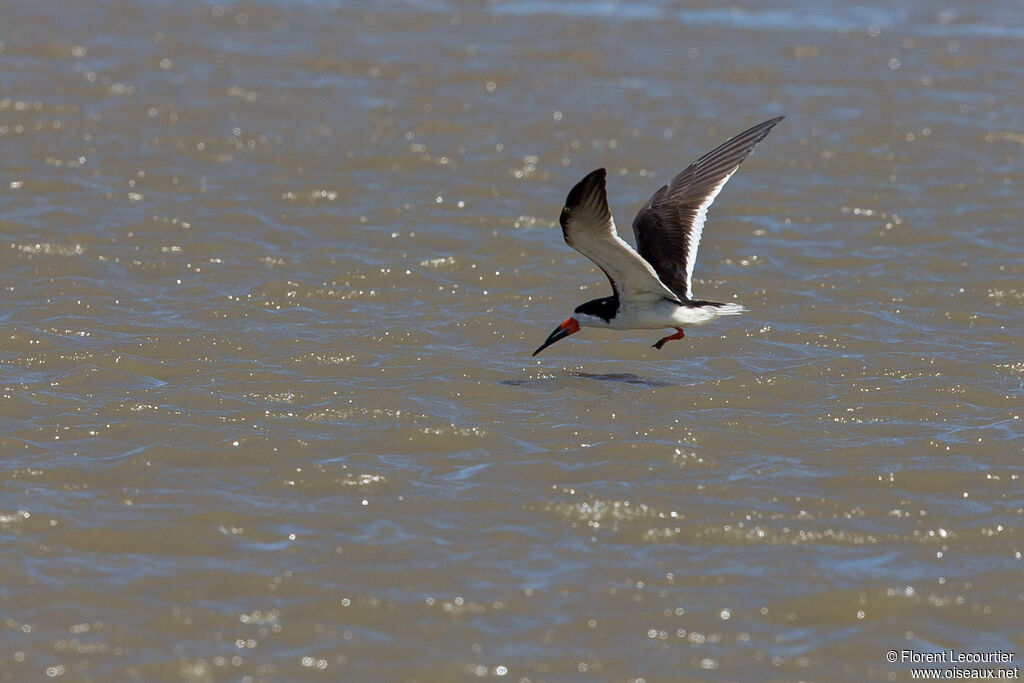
[632,116,784,300]
[560,168,679,304]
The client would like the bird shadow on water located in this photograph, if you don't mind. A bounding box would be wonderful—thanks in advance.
[501,371,675,389]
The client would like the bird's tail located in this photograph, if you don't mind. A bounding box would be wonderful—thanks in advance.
[708,302,746,316]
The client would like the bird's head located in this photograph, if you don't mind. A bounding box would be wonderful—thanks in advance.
[532,297,618,355]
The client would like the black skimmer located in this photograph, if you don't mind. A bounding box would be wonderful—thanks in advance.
[532,116,783,356]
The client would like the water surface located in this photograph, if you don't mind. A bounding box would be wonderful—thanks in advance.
[1,0,1021,680]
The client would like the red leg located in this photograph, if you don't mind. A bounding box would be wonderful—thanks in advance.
[652,327,685,350]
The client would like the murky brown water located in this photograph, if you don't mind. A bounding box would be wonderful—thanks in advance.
[1,1,1021,681]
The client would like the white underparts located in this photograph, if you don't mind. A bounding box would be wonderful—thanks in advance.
[576,300,746,330]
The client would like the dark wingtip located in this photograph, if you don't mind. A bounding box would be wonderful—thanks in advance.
[560,168,607,229]
[744,116,786,146]
[756,115,786,129]
[764,116,785,135]
[564,168,605,207]
[677,115,786,186]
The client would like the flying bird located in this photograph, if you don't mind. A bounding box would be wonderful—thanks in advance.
[532,116,783,356]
